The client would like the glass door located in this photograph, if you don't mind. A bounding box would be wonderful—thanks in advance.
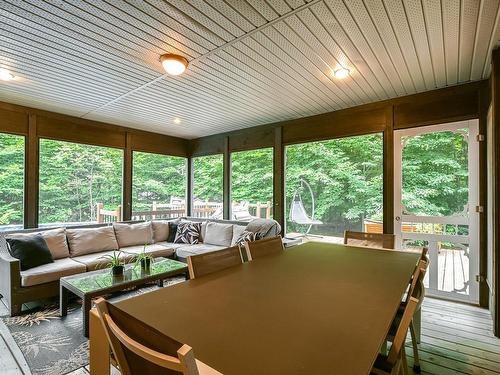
[394,120,480,303]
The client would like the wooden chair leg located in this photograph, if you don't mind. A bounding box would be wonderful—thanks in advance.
[401,346,408,375]
[413,308,421,343]
[409,321,421,373]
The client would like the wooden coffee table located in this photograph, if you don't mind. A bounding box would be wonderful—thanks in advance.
[59,258,188,336]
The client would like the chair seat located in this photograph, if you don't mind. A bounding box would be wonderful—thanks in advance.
[21,258,87,287]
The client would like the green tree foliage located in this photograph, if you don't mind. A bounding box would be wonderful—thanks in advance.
[231,148,273,203]
[193,154,223,202]
[132,151,186,212]
[286,134,383,235]
[0,134,24,225]
[39,140,123,224]
[402,130,468,216]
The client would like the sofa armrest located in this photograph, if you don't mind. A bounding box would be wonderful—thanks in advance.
[0,251,21,297]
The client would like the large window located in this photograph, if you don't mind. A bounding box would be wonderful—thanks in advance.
[39,140,123,225]
[231,148,273,221]
[193,154,223,219]
[285,134,383,240]
[0,133,24,230]
[132,152,187,220]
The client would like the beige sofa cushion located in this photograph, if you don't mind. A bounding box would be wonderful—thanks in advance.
[67,226,119,257]
[176,244,226,259]
[151,221,169,243]
[204,222,234,246]
[231,225,247,246]
[113,222,153,248]
[7,228,70,260]
[20,258,86,287]
[71,250,134,271]
[120,244,175,259]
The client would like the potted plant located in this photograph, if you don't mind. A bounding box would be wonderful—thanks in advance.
[135,244,155,271]
[98,251,125,276]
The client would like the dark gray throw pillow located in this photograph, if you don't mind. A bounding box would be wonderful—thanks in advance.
[6,234,54,271]
[167,222,178,242]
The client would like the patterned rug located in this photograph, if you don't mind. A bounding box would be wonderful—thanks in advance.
[1,276,185,375]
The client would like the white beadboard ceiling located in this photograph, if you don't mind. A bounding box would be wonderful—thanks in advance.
[0,0,499,139]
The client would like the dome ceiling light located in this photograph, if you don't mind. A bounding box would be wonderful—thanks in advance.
[333,67,350,79]
[160,54,188,76]
[0,68,16,81]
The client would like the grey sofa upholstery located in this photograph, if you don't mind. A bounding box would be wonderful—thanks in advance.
[0,217,280,316]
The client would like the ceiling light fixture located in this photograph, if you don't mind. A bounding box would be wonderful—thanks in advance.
[173,117,181,124]
[160,54,188,76]
[0,69,15,81]
[333,67,350,79]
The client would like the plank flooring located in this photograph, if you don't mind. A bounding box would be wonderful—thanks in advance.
[1,297,499,375]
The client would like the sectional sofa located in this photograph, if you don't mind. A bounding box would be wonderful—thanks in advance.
[0,217,280,316]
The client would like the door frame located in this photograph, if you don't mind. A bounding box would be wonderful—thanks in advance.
[394,119,480,304]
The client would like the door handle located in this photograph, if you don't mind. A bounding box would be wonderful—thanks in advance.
[395,216,401,221]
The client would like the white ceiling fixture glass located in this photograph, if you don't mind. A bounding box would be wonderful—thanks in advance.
[160,54,188,76]
[0,68,16,81]
[333,67,350,79]
[173,117,181,124]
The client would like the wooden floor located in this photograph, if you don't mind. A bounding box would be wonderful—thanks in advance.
[0,297,499,374]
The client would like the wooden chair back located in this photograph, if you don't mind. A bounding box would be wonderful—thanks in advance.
[387,296,419,365]
[244,236,284,261]
[343,231,396,249]
[187,246,243,279]
[95,298,199,375]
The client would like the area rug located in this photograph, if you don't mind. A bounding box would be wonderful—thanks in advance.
[0,276,185,375]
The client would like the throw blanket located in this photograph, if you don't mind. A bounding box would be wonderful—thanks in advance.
[246,219,281,240]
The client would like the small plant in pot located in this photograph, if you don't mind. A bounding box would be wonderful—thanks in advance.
[98,251,125,276]
[135,244,155,271]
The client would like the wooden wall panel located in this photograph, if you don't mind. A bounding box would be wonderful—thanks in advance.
[190,135,225,157]
[229,125,276,151]
[491,49,500,336]
[37,116,126,149]
[129,132,188,157]
[0,107,28,135]
[394,83,482,129]
[283,105,386,145]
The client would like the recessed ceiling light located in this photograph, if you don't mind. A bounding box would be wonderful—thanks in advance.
[0,69,15,81]
[173,117,181,124]
[333,67,350,79]
[160,54,188,76]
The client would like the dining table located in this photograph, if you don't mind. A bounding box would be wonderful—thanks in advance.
[89,241,421,375]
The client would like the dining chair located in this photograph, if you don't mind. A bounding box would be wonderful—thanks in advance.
[244,236,284,261]
[95,297,201,375]
[187,246,243,279]
[385,250,429,374]
[372,296,420,375]
[343,230,396,249]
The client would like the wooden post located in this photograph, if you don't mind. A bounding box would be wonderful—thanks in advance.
[266,202,271,219]
[96,203,103,224]
[116,205,122,222]
[152,201,157,220]
[256,202,261,218]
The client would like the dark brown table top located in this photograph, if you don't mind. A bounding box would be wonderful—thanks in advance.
[115,242,420,375]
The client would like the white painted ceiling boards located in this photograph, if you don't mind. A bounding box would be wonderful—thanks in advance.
[1,0,499,138]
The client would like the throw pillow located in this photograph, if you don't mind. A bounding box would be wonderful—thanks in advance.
[231,225,247,246]
[6,234,54,271]
[174,222,201,244]
[167,222,179,242]
[6,228,69,259]
[204,222,234,247]
[234,230,256,248]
